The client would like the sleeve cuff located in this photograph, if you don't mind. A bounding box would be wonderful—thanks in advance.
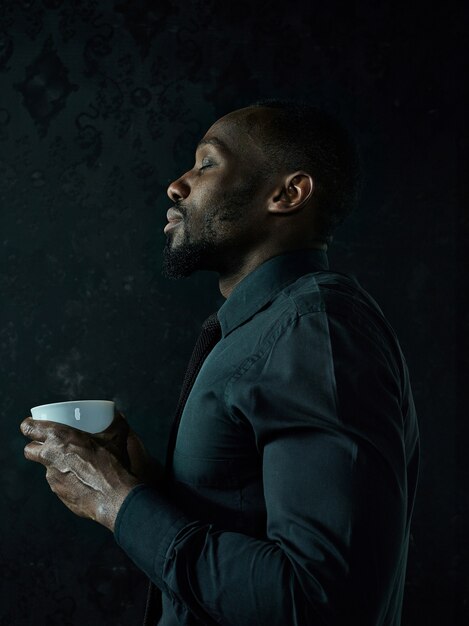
[114,483,190,589]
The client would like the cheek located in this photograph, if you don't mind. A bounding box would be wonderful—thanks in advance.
[189,185,219,221]
[191,173,254,230]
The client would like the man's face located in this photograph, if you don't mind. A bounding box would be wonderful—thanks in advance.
[162,109,271,279]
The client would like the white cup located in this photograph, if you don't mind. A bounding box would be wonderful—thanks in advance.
[30,400,115,434]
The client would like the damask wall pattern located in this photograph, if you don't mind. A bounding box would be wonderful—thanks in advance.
[0,1,465,624]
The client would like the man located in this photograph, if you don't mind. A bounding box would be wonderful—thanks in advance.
[21,99,419,625]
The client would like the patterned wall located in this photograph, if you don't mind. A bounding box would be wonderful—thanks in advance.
[0,1,465,624]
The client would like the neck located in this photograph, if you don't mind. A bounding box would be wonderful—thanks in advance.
[218,241,328,299]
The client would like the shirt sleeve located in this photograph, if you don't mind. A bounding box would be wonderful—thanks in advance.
[114,305,411,626]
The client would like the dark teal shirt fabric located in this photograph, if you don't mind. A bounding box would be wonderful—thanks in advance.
[114,248,420,626]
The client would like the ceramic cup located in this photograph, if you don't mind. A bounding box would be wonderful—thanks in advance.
[30,400,115,434]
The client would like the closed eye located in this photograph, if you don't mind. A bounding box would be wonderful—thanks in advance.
[199,157,214,171]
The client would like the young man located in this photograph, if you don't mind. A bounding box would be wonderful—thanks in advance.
[21,100,419,625]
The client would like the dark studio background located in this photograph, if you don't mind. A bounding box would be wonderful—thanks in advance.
[0,1,467,624]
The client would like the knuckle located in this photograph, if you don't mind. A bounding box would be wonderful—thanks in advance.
[39,443,57,465]
[63,450,77,466]
[38,444,50,463]
[50,428,64,443]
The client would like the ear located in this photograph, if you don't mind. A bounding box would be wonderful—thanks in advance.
[267,172,314,215]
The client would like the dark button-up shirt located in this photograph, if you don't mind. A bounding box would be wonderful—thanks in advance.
[114,247,420,626]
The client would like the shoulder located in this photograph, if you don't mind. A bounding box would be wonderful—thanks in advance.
[285,270,401,348]
[285,270,382,318]
[281,269,408,386]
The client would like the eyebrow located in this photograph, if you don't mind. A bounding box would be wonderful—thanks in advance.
[196,137,230,153]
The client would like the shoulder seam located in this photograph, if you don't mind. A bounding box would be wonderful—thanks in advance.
[223,305,299,411]
[223,298,332,415]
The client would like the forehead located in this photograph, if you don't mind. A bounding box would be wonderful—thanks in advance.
[199,107,271,156]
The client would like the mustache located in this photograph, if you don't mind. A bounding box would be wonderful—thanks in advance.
[173,200,188,217]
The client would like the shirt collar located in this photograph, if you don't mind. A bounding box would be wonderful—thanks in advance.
[217,247,329,337]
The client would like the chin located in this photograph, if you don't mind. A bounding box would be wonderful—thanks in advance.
[161,241,198,279]
[161,231,221,278]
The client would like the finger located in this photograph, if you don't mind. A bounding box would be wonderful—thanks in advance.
[111,407,126,426]
[112,411,127,426]
[24,440,49,465]
[19,416,33,435]
[20,417,84,443]
[98,412,129,439]
[20,417,50,442]
[115,409,127,420]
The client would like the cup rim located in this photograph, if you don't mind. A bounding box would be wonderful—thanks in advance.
[31,400,115,412]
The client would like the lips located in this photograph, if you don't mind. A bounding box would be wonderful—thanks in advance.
[164,207,183,234]
[164,220,182,234]
[166,208,183,222]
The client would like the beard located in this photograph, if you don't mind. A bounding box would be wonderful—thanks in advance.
[161,178,259,279]
[161,224,217,279]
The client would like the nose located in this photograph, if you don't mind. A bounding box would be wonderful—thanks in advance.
[167,172,190,203]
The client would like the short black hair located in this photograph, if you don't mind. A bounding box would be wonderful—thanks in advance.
[246,98,362,242]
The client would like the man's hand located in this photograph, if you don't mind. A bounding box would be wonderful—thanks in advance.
[96,411,165,486]
[125,425,166,486]
[20,415,143,532]
[94,410,132,469]
[87,410,166,501]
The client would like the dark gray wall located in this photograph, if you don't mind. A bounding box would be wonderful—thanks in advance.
[0,1,466,624]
